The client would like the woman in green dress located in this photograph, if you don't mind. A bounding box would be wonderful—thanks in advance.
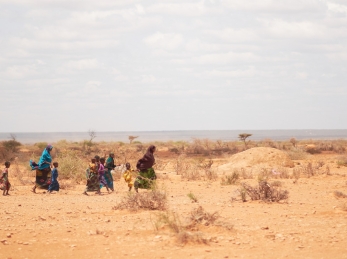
[134,145,157,192]
[105,152,116,191]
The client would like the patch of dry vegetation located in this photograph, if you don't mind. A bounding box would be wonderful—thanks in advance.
[153,206,230,245]
[221,171,239,185]
[293,162,331,177]
[113,189,167,211]
[241,181,289,202]
[175,155,218,181]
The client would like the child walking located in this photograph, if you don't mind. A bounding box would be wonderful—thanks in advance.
[123,163,134,191]
[48,162,60,193]
[0,161,11,196]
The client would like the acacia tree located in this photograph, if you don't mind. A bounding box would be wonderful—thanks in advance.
[128,136,139,144]
[88,130,97,143]
[238,133,252,149]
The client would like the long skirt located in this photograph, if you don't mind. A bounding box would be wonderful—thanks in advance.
[48,180,60,192]
[99,174,108,189]
[134,168,156,190]
[85,173,100,192]
[35,168,51,189]
[104,170,114,189]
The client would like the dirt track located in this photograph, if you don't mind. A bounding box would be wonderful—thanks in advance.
[1,171,347,259]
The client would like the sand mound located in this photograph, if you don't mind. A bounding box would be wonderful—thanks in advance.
[218,147,294,171]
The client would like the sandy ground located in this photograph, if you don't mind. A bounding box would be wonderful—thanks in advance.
[1,149,347,259]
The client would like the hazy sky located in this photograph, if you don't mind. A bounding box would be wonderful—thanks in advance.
[1,0,346,132]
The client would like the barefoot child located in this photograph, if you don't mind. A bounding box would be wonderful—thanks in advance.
[0,161,11,196]
[48,162,60,193]
[123,163,134,191]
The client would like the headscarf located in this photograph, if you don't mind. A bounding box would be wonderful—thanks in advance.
[46,144,53,151]
[136,145,156,170]
[38,145,53,169]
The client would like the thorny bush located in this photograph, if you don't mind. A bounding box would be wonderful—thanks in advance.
[241,181,289,202]
[113,190,167,211]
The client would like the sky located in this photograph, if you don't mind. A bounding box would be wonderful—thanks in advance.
[0,0,346,132]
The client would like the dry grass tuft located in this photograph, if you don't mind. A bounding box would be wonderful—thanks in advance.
[286,149,308,160]
[176,156,217,181]
[187,206,220,228]
[337,156,347,167]
[241,181,289,202]
[153,206,223,245]
[113,190,167,211]
[221,170,239,185]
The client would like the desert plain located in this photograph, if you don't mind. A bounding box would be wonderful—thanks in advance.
[0,138,347,259]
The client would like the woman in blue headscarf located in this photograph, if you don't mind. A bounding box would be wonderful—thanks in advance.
[30,144,53,193]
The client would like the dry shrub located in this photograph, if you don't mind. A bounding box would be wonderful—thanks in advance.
[203,168,218,181]
[315,140,347,154]
[199,159,218,181]
[153,206,224,245]
[10,159,33,186]
[154,211,209,245]
[187,206,219,228]
[221,170,239,185]
[176,231,208,245]
[337,156,347,167]
[286,149,307,160]
[175,154,190,175]
[56,150,86,183]
[271,167,290,179]
[240,167,253,179]
[257,168,272,182]
[175,155,201,180]
[154,158,169,171]
[241,181,289,202]
[181,165,201,180]
[334,191,347,198]
[114,190,167,211]
[177,157,218,181]
[306,147,321,154]
[294,162,331,177]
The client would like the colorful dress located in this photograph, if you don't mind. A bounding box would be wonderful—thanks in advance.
[30,145,53,189]
[98,164,108,189]
[85,163,99,192]
[48,168,60,192]
[105,156,115,190]
[123,169,134,188]
[135,145,157,190]
[0,168,11,191]
[135,168,156,190]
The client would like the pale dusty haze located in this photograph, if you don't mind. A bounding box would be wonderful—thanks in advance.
[0,0,346,132]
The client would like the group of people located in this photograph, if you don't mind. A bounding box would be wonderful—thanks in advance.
[23,144,157,195]
[83,153,116,195]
